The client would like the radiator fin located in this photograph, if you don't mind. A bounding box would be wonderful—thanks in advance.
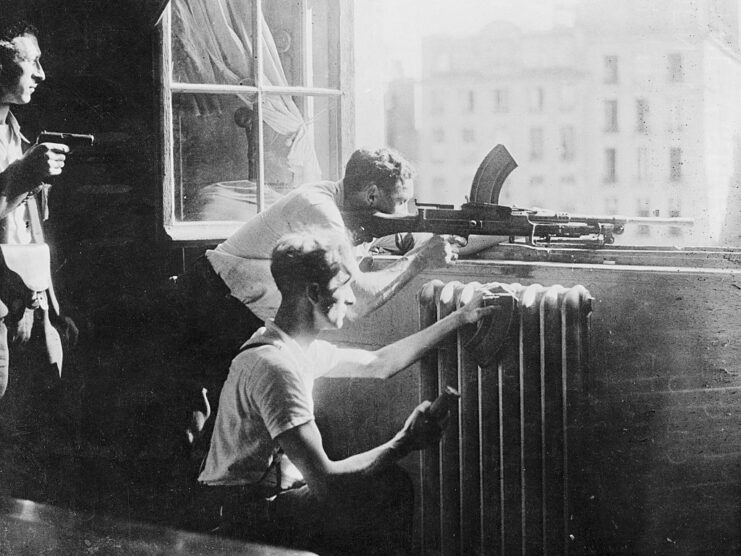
[418,281,592,555]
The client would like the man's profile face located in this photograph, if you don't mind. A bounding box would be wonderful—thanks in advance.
[373,179,413,216]
[315,268,355,330]
[0,34,44,105]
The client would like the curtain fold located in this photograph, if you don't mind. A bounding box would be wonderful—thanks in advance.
[171,0,322,183]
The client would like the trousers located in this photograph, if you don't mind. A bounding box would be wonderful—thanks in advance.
[198,465,414,556]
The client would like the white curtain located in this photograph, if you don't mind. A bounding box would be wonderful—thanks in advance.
[171,0,322,183]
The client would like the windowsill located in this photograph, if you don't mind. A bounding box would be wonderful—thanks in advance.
[369,243,741,270]
[164,221,243,244]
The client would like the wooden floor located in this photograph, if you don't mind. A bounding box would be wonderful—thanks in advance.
[0,497,314,555]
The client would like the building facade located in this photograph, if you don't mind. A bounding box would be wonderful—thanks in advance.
[402,0,741,246]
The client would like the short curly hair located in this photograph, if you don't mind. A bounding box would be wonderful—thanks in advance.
[343,147,416,197]
[0,19,39,85]
[271,229,353,297]
[0,19,38,43]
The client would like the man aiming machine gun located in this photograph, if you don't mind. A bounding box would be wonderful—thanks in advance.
[344,145,693,250]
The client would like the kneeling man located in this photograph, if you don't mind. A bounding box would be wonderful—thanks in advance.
[198,230,496,554]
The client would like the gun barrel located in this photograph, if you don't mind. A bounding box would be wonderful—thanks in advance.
[617,216,694,226]
[532,213,694,226]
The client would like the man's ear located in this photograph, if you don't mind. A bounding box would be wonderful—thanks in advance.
[366,184,379,207]
[306,282,322,304]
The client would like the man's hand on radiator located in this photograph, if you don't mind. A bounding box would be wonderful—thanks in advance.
[456,288,502,325]
[395,400,448,453]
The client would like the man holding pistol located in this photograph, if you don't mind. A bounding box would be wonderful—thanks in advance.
[0,18,74,409]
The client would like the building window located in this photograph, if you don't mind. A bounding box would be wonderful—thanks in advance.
[670,147,683,181]
[637,198,651,235]
[493,88,509,112]
[529,87,544,112]
[636,98,649,133]
[604,100,619,132]
[158,0,344,238]
[604,55,618,84]
[462,128,475,143]
[669,198,682,218]
[604,148,617,183]
[636,146,649,183]
[433,128,446,143]
[530,127,544,160]
[667,52,684,82]
[669,198,682,236]
[560,125,575,161]
[461,89,475,113]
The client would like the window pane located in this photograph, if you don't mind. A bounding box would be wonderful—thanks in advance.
[171,92,337,222]
[171,0,256,86]
[172,93,258,222]
[263,0,336,88]
[171,0,336,89]
[604,55,618,83]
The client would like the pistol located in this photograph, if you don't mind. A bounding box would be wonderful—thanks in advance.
[36,131,94,151]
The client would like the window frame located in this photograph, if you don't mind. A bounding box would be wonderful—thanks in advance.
[157,0,353,243]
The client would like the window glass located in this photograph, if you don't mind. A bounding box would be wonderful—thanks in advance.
[560,125,575,161]
[604,148,617,183]
[493,88,509,112]
[604,100,618,132]
[263,0,336,88]
[636,98,649,134]
[667,52,684,82]
[529,86,544,112]
[160,0,341,234]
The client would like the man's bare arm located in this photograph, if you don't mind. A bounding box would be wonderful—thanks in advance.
[325,288,498,379]
[347,235,462,320]
[276,400,440,501]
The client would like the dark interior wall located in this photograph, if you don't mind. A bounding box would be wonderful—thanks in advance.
[0,1,199,520]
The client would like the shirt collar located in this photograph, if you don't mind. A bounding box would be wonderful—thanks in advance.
[335,179,344,209]
[249,319,308,362]
[6,112,29,144]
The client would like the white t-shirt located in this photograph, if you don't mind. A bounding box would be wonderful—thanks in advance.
[0,112,33,244]
[198,320,374,488]
[206,181,368,321]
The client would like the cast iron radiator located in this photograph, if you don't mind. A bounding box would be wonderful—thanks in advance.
[418,280,593,555]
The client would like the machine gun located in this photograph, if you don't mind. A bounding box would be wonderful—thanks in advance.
[343,145,693,248]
